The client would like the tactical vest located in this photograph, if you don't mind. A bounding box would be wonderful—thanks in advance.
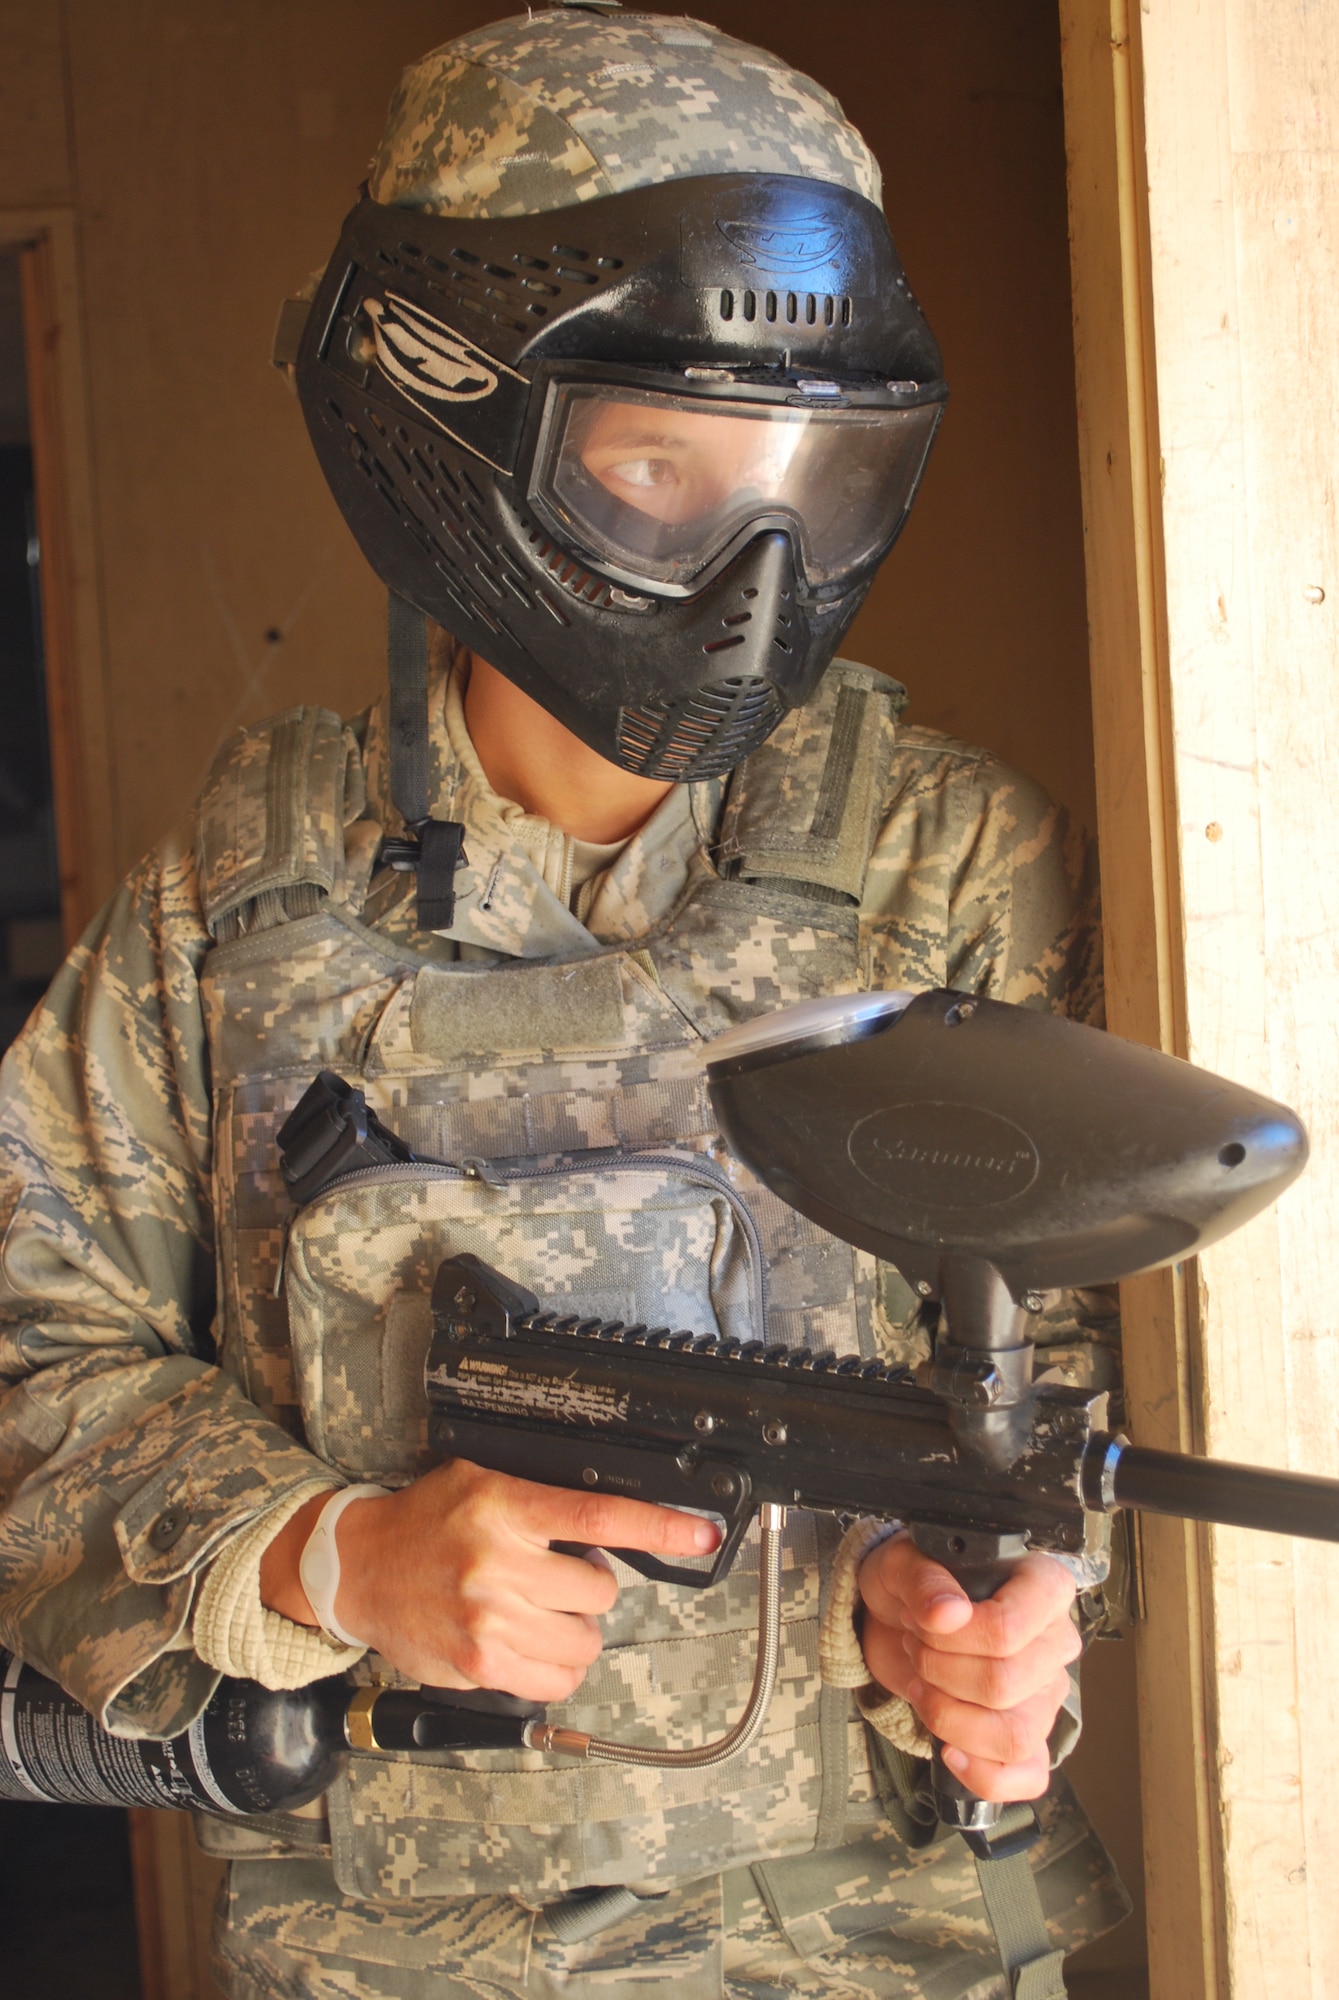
[195,663,920,1906]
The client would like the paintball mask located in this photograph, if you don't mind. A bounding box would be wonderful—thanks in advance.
[288,5,944,785]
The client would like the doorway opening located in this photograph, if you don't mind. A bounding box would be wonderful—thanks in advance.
[0,244,143,2000]
[0,252,63,1055]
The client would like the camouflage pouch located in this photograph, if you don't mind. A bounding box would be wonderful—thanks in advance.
[281,1152,761,1484]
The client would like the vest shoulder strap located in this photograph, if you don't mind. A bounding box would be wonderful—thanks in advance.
[716,660,906,906]
[195,705,359,941]
[194,663,901,938]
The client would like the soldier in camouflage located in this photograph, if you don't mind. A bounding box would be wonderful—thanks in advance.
[0,7,1128,1997]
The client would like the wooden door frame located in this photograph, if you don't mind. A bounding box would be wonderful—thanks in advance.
[1061,2,1339,1994]
[127,1811,229,2000]
[1057,10,1223,1996]
[3,204,117,940]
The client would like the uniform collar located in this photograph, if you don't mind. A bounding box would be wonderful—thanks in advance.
[361,641,721,959]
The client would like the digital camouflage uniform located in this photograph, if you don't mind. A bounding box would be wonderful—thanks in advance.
[0,13,1127,1997]
[0,646,1126,1999]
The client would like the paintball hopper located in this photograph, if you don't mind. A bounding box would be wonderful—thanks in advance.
[706,989,1308,1300]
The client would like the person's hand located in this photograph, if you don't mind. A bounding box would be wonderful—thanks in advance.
[262,1460,718,1701]
[858,1535,1081,1802]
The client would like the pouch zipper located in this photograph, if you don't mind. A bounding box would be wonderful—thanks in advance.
[286,1150,769,1335]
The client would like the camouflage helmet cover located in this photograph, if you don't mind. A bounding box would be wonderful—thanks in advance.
[367,8,883,221]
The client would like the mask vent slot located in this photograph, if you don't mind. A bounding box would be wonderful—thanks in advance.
[535,587,572,627]
[335,402,518,638]
[375,240,621,332]
[615,677,784,781]
[521,526,616,608]
[718,291,852,328]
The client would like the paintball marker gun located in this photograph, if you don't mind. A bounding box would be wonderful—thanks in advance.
[409,988,1331,1846]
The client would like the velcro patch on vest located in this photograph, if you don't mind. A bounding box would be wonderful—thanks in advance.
[196,705,351,935]
[410,952,630,1060]
[716,662,902,906]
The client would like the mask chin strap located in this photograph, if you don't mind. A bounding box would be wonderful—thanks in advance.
[382,593,468,932]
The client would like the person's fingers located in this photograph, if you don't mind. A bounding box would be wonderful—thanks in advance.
[860,1602,1069,1806]
[911,1552,1078,1657]
[861,1541,1078,1656]
[903,1620,1081,1709]
[487,1470,721,1559]
[858,1535,972,1635]
[334,1462,680,1695]
[905,1671,1072,1772]
[858,1614,920,1701]
[444,1596,606,1688]
[504,1544,621,1617]
[940,1742,1053,1806]
[427,1638,597,1706]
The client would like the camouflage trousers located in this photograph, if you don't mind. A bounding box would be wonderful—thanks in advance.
[211,1775,1129,2000]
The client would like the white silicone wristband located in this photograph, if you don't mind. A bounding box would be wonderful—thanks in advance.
[297,1484,388,1649]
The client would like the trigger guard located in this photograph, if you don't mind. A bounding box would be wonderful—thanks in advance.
[605,1506,754,1589]
[551,1517,747,1588]
[608,1547,729,1588]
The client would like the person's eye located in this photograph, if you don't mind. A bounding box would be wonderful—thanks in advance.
[608,456,677,488]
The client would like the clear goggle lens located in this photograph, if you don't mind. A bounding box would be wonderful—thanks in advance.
[533,383,942,591]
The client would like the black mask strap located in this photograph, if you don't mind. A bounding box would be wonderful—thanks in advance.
[384,592,468,932]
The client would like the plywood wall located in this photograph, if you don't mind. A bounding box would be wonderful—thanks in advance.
[1137,2,1339,1992]
[54,0,489,897]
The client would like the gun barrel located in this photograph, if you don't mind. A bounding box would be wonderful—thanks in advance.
[1089,1438,1339,1543]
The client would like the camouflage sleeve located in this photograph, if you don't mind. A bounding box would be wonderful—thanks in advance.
[860,724,1102,1024]
[942,756,1102,1026]
[0,828,336,1736]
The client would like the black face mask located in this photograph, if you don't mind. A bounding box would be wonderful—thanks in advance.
[295,173,945,783]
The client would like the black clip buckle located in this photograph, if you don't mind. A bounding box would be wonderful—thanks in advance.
[277,1070,417,1205]
[379,836,422,873]
[377,819,469,932]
